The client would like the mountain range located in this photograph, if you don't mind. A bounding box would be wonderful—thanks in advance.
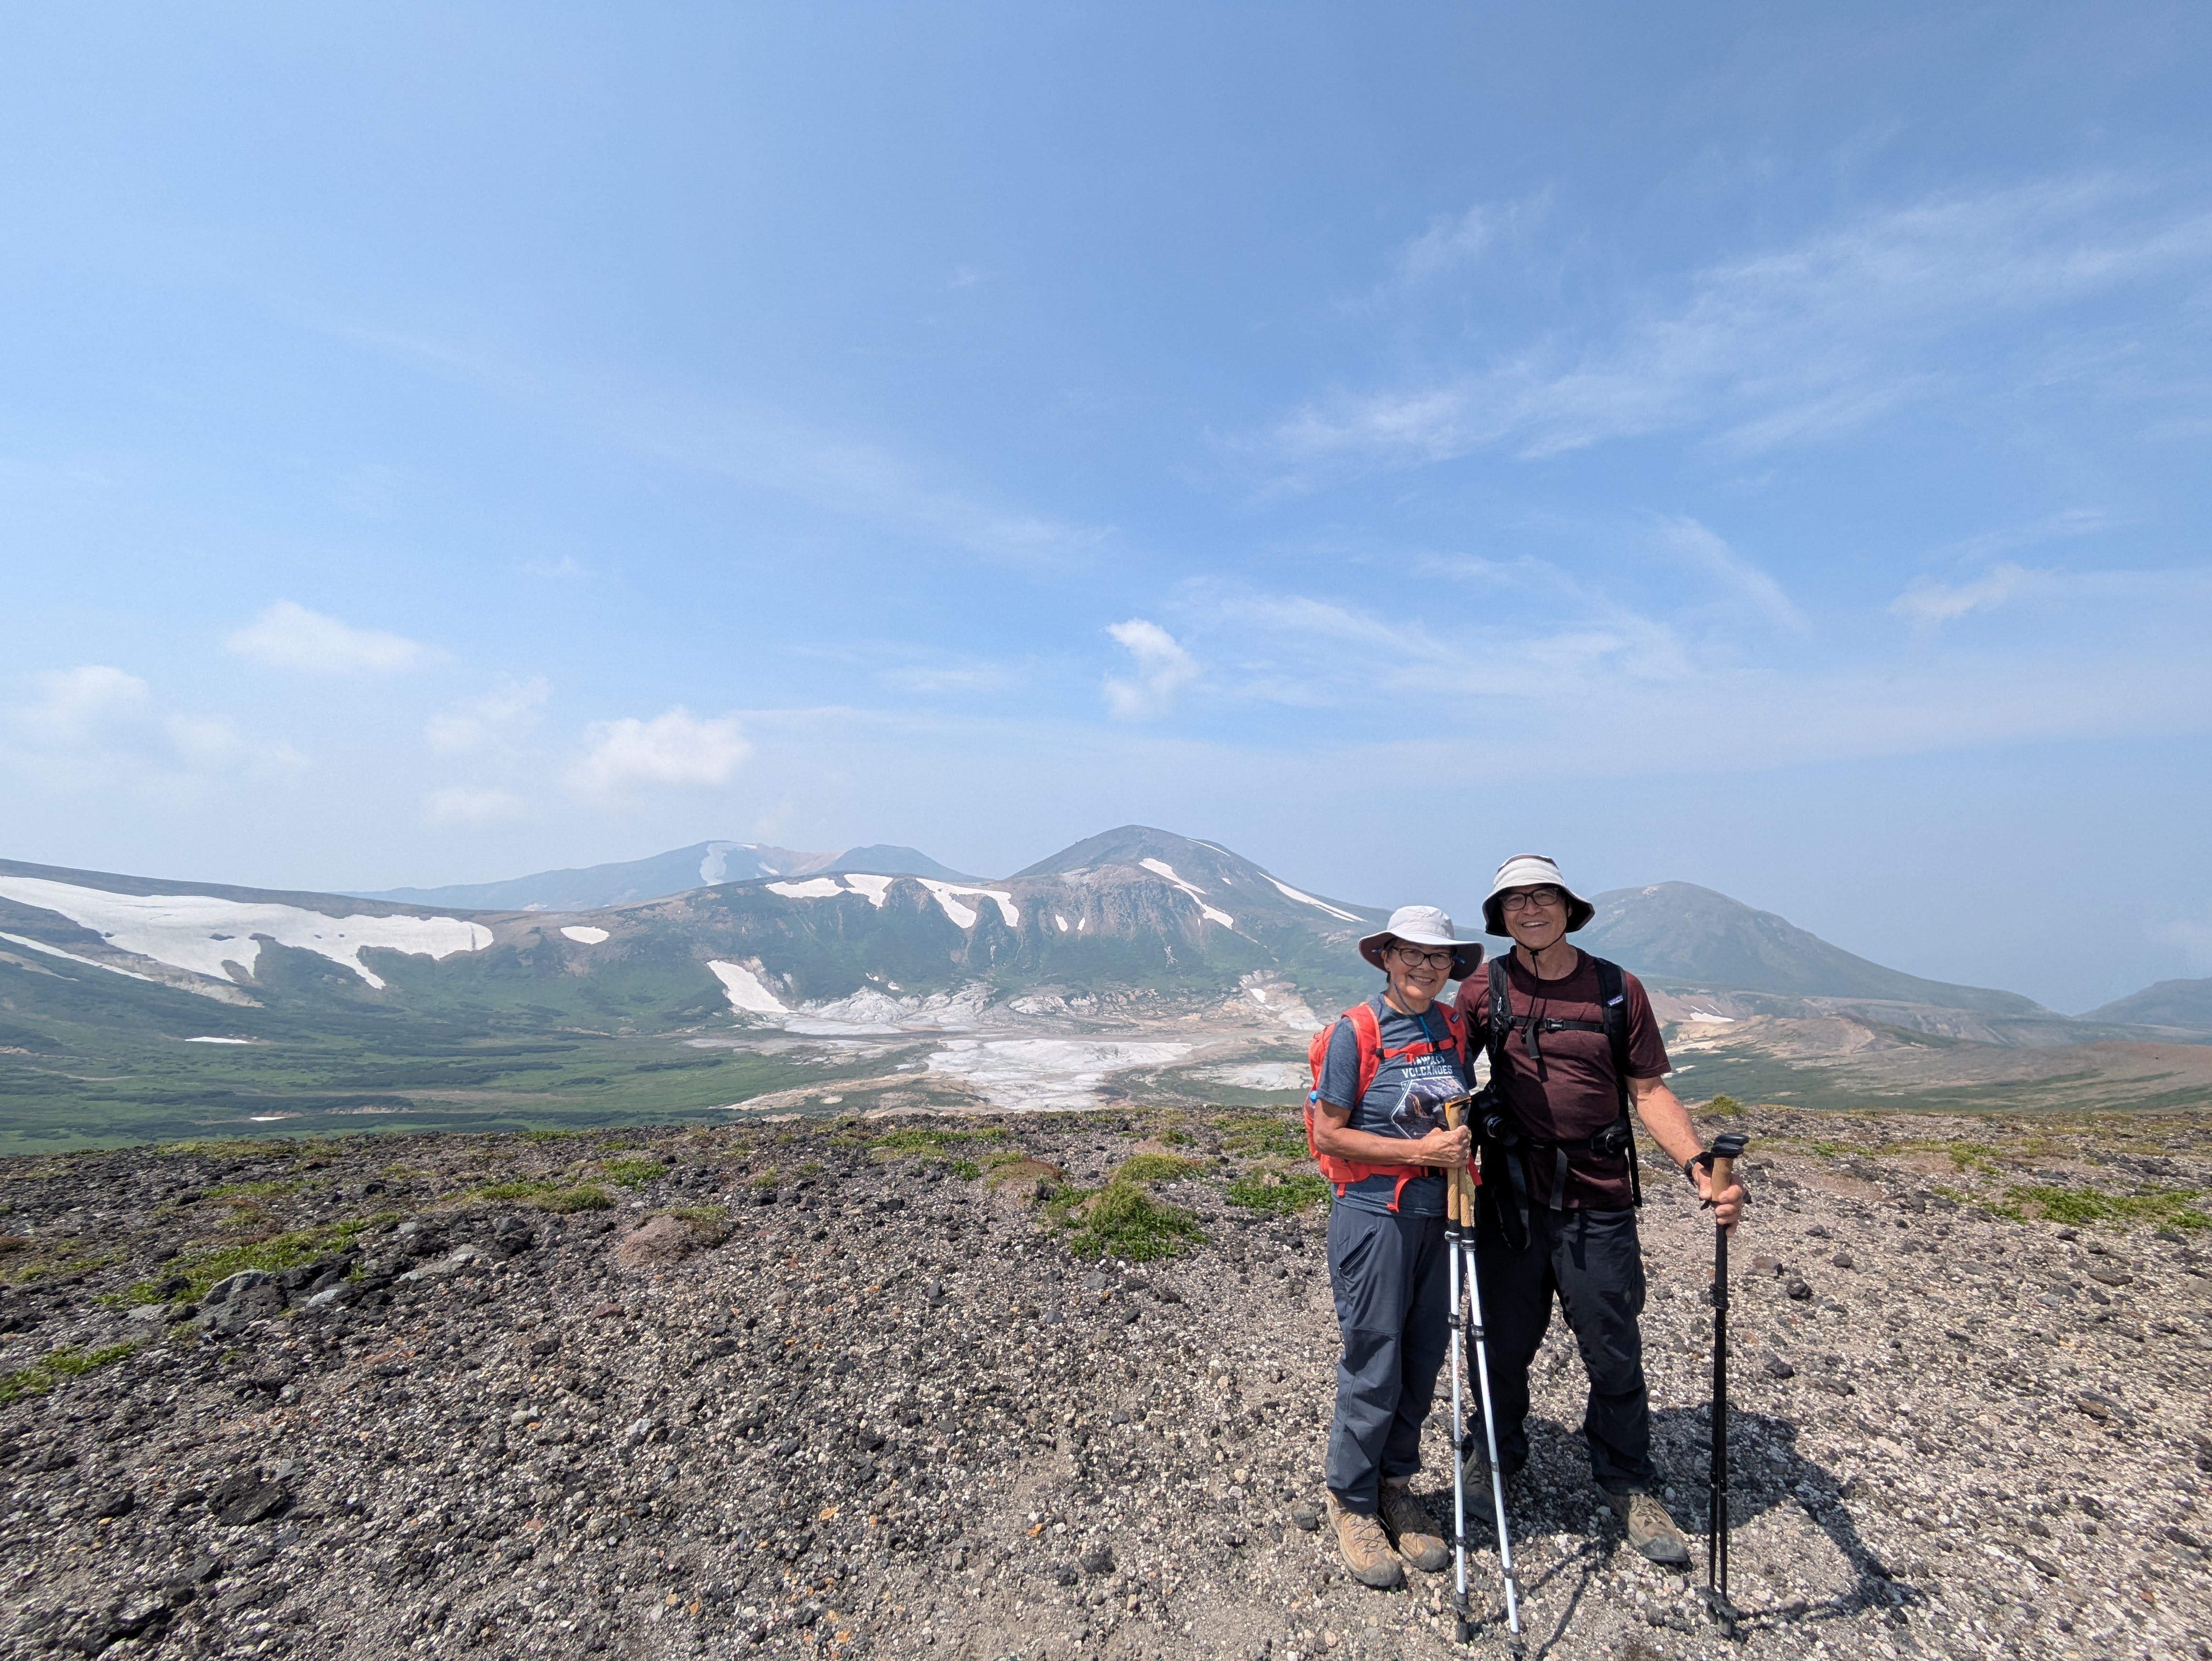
[357,840,974,912]
[6,827,2201,1028]
[3,825,2205,1150]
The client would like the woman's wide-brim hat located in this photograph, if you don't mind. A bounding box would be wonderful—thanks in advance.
[1481,853,1596,935]
[1358,905,1485,980]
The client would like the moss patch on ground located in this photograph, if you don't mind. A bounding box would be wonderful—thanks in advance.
[1044,1153,1208,1261]
[1226,1168,1332,1215]
[0,1341,138,1405]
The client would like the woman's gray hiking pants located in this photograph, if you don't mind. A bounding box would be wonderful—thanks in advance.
[1324,1202,1450,1514]
[1472,1194,1658,1495]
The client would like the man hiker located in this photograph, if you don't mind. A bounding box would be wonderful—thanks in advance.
[1455,854,1745,1568]
[1304,905,1482,1589]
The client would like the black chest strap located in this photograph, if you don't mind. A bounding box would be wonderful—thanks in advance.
[1483,953,1641,1211]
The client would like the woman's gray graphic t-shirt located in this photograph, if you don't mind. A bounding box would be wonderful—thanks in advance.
[1316,998,1468,1215]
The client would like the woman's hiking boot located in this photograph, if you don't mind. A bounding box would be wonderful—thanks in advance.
[1606,1489,1691,1568]
[1377,1481,1449,1572]
[1326,1495,1406,1589]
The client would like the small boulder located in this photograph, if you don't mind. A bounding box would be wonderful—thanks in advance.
[616,1215,696,1269]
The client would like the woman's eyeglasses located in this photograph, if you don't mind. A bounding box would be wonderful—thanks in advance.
[1389,944,1457,969]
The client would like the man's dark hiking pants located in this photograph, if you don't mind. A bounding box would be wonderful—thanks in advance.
[1472,1195,1657,1494]
[1324,1202,1449,1514]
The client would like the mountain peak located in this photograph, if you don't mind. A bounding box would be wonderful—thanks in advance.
[1581,881,2044,1014]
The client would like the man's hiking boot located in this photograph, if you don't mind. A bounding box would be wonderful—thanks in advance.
[1378,1482,1449,1572]
[1460,1431,1525,1488]
[1606,1489,1691,1568]
[1327,1495,1405,1589]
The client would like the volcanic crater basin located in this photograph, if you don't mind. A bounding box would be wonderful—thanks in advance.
[1,1107,2209,1661]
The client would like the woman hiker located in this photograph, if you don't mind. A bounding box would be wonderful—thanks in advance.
[1305,904,1482,1590]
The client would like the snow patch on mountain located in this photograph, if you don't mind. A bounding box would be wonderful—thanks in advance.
[916,879,1018,929]
[1138,858,1233,928]
[841,874,895,907]
[560,926,610,944]
[707,960,787,1014]
[757,871,1015,927]
[0,930,164,983]
[1263,875,1360,923]
[0,876,490,990]
[766,879,844,900]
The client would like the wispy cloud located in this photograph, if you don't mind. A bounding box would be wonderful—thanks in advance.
[426,675,552,754]
[1380,195,1551,293]
[1929,508,2117,564]
[1891,563,2212,627]
[571,706,751,791]
[875,658,1026,697]
[226,600,432,674]
[1658,517,1807,633]
[1102,620,1199,719]
[339,323,1107,568]
[1257,175,2212,484]
[1891,563,2036,625]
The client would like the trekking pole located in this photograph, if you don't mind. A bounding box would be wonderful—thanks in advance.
[1703,1131,1749,1623]
[1442,1099,1474,1646]
[1462,1164,1523,1652]
[1446,1099,1522,1651]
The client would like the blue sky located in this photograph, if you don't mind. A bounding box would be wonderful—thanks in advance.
[2,4,2209,1013]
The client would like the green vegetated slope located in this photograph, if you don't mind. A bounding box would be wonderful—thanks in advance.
[2084,976,2212,1033]
[0,935,926,1155]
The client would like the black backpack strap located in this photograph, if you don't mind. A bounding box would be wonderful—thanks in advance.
[1591,955,1641,1207]
[1486,956,1510,1076]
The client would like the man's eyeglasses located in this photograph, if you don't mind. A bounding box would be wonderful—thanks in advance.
[1389,944,1457,969]
[1500,886,1566,913]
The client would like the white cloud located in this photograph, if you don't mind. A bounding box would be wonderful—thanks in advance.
[1103,620,1200,719]
[426,675,552,753]
[572,706,751,791]
[1658,518,1807,633]
[226,600,430,673]
[10,665,240,767]
[423,785,526,826]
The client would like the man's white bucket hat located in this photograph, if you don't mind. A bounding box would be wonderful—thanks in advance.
[1482,853,1597,936]
[1358,905,1485,980]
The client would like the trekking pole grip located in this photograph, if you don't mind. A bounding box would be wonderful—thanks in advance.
[1445,1096,1471,1226]
[1705,1131,1749,1223]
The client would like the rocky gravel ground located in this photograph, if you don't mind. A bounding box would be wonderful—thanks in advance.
[2,1106,2210,1661]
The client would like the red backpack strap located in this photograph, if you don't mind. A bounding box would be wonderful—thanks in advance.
[1348,1000,1383,1103]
